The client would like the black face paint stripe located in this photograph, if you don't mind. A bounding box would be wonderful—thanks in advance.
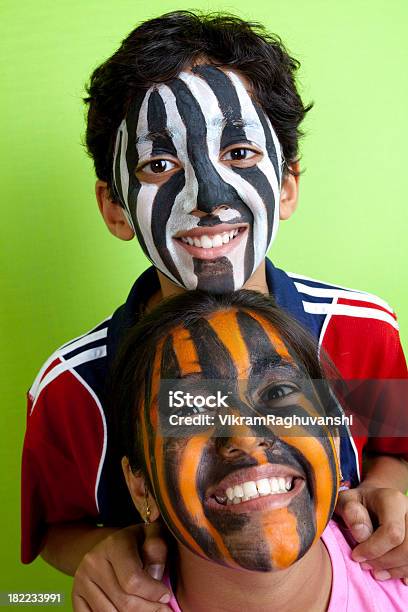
[147,90,178,157]
[236,311,282,378]
[160,335,181,380]
[168,78,242,212]
[125,92,146,177]
[186,319,238,379]
[194,258,235,293]
[150,170,185,284]
[233,165,276,247]
[253,102,280,179]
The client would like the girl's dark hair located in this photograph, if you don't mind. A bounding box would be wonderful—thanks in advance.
[84,11,312,198]
[110,290,334,472]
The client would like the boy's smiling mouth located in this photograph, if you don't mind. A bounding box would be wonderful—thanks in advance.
[204,464,306,513]
[173,223,248,259]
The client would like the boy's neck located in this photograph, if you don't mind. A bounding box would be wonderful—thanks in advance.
[175,538,332,612]
[153,260,269,305]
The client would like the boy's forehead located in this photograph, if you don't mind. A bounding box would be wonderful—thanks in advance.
[133,66,266,141]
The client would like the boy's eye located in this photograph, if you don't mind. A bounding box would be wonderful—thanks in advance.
[141,159,177,174]
[222,148,257,162]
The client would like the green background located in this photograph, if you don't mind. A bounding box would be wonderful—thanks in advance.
[1,0,407,608]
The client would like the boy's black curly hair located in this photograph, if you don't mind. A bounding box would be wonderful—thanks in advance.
[84,11,312,199]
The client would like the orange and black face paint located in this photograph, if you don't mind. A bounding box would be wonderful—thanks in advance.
[141,308,340,572]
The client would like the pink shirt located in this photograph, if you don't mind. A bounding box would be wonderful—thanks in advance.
[164,521,408,611]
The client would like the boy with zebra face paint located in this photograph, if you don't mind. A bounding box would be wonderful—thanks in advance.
[115,291,408,611]
[112,65,282,293]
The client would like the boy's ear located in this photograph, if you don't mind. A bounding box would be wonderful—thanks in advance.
[279,162,300,221]
[121,457,160,522]
[95,180,135,241]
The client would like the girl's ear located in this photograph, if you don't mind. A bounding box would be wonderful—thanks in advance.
[121,457,160,522]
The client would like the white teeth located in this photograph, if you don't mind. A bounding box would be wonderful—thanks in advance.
[243,481,258,498]
[201,235,212,248]
[270,478,279,493]
[179,229,242,248]
[226,487,234,501]
[233,484,244,498]
[221,476,294,506]
[256,479,271,496]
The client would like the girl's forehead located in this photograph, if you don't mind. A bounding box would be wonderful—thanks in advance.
[154,308,292,378]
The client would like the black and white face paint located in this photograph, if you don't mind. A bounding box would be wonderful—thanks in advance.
[113,66,283,292]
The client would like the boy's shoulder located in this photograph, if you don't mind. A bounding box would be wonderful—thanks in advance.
[286,270,405,378]
[288,271,397,324]
[28,316,112,411]
[287,270,398,332]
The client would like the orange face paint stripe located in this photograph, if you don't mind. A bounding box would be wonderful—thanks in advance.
[179,434,240,567]
[171,326,201,375]
[206,309,250,377]
[281,435,336,539]
[261,508,301,569]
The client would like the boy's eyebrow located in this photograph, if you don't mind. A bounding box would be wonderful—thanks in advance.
[136,129,176,145]
[135,119,263,144]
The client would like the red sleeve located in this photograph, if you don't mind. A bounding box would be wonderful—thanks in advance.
[21,362,105,563]
[322,309,408,465]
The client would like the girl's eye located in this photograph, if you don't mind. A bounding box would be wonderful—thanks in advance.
[222,148,257,162]
[141,159,177,174]
[260,384,298,402]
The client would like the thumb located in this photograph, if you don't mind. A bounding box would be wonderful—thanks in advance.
[336,494,374,543]
[142,521,168,581]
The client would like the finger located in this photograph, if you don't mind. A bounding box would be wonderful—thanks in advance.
[107,527,170,603]
[351,495,406,562]
[335,497,373,543]
[356,514,408,571]
[72,595,92,612]
[370,566,408,582]
[142,522,168,580]
[72,580,118,612]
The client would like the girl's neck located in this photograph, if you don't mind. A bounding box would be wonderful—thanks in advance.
[175,538,332,612]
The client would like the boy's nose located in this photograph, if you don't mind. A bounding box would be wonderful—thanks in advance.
[217,435,273,459]
[195,173,239,213]
[190,205,232,218]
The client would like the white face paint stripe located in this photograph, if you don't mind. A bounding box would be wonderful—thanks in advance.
[113,121,135,231]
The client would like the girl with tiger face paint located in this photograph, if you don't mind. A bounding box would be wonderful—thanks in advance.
[118,292,340,579]
[112,65,282,293]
